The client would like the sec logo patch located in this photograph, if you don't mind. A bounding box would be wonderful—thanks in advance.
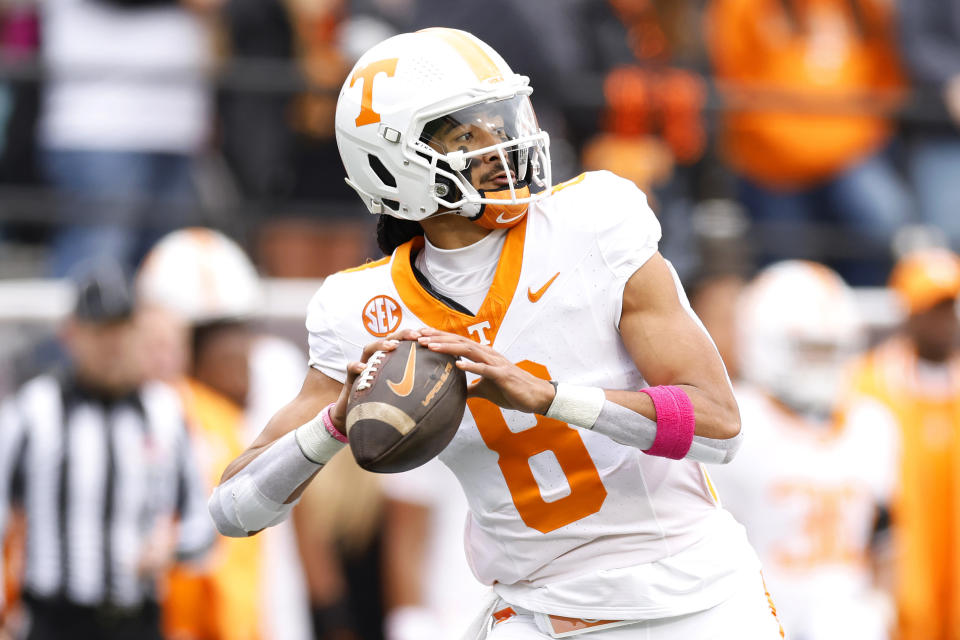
[363,295,402,337]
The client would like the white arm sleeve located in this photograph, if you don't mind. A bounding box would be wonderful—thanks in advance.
[209,429,339,537]
[591,400,742,464]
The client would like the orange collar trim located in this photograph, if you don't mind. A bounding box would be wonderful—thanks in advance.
[390,218,527,343]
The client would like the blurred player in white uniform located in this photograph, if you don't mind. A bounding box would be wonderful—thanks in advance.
[207,28,783,639]
[710,261,899,640]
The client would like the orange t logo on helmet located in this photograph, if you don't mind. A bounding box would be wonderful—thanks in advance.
[350,58,399,127]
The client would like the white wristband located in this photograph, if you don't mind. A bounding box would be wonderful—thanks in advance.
[295,407,348,464]
[545,383,606,428]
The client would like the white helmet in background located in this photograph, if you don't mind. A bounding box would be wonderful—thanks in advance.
[737,261,865,418]
[334,28,552,230]
[137,227,262,324]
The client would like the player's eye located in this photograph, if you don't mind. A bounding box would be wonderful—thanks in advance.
[454,130,473,143]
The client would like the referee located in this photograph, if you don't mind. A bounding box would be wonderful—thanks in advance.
[0,261,214,640]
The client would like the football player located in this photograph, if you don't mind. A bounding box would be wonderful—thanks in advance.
[208,28,783,639]
[710,261,899,640]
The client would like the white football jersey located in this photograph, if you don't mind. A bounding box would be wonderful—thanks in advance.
[709,384,899,640]
[307,171,758,619]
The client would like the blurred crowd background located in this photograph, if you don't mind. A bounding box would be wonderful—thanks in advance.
[0,0,957,285]
[1,0,960,639]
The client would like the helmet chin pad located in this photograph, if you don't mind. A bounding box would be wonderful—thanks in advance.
[470,184,531,229]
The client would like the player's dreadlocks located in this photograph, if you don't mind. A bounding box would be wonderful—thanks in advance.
[376,214,423,255]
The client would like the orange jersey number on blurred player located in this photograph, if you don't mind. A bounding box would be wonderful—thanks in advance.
[771,482,866,569]
[468,360,607,533]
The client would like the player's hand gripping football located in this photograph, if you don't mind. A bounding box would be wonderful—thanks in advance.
[331,328,424,430]
[416,327,557,414]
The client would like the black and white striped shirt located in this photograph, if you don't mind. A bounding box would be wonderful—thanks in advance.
[0,373,213,610]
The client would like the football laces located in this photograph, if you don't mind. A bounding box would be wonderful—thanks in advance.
[356,351,387,391]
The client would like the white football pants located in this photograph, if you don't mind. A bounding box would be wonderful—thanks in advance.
[487,572,784,640]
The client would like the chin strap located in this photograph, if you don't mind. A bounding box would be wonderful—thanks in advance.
[469,184,531,229]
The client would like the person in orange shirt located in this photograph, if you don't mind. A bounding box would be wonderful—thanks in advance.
[706,0,911,285]
[847,248,960,640]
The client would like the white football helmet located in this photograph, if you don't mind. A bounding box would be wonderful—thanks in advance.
[334,28,551,229]
[136,227,262,324]
[738,261,865,418]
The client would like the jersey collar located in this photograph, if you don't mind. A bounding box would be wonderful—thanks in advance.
[390,217,527,344]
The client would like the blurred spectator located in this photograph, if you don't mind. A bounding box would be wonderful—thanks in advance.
[583,0,711,280]
[38,0,222,277]
[711,260,899,640]
[243,0,379,278]
[380,459,487,640]
[0,2,40,187]
[686,199,754,378]
[218,0,296,203]
[706,0,911,285]
[0,1,42,258]
[898,0,960,250]
[0,259,213,640]
[847,248,960,640]
[136,228,315,640]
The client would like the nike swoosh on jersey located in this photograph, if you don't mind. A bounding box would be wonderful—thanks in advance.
[387,343,417,397]
[496,210,527,224]
[527,272,560,303]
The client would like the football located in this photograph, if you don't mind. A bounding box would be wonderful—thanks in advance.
[345,340,467,473]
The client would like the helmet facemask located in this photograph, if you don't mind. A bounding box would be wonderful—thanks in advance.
[413,94,551,228]
[769,336,860,421]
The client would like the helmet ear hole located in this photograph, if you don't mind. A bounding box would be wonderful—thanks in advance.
[368,154,400,211]
[368,154,397,188]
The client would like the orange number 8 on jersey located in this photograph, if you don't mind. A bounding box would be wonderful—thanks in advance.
[467,361,608,533]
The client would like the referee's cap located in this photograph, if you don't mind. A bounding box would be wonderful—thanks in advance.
[70,259,136,323]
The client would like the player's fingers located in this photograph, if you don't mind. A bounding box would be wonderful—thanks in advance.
[385,327,424,342]
[424,339,497,365]
[456,359,492,377]
[345,361,367,375]
[417,331,468,345]
[342,361,369,389]
[419,335,506,365]
[359,338,400,362]
[418,327,490,348]
[346,339,400,388]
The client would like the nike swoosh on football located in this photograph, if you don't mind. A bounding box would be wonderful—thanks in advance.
[495,210,527,224]
[528,272,560,303]
[387,343,417,397]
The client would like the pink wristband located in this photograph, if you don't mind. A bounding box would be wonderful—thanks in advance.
[639,386,695,459]
[321,403,348,443]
